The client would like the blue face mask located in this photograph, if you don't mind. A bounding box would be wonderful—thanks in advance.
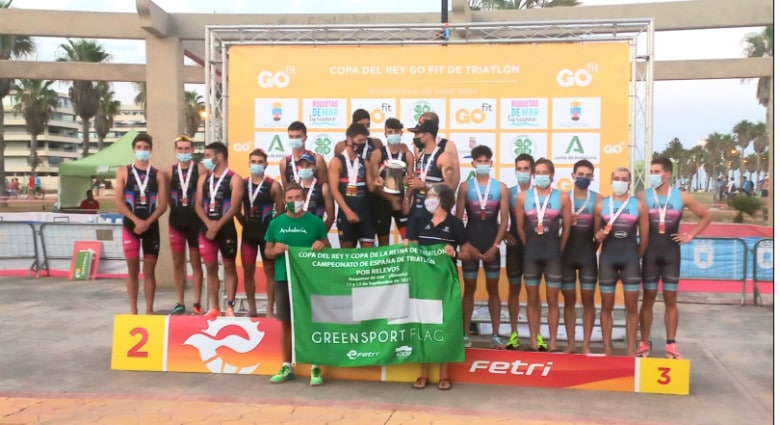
[649,174,663,189]
[289,138,304,150]
[516,171,531,185]
[250,164,266,176]
[387,134,402,145]
[475,164,492,176]
[574,176,591,190]
[534,175,551,188]
[176,153,192,162]
[298,168,314,180]
[202,157,216,171]
[135,150,151,161]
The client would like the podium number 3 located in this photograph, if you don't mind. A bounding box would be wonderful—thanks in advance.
[657,367,671,385]
[128,327,149,358]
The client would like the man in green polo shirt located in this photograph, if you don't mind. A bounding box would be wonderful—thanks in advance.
[264,183,329,386]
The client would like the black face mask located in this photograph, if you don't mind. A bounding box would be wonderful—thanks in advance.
[352,143,366,154]
[413,137,425,150]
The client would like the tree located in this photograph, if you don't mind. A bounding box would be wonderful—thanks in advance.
[133,82,146,118]
[743,25,773,107]
[0,0,35,197]
[471,0,579,10]
[732,120,754,174]
[751,121,768,176]
[11,79,59,179]
[659,137,687,185]
[704,132,733,190]
[57,39,110,158]
[94,82,120,152]
[184,90,204,138]
[683,145,706,191]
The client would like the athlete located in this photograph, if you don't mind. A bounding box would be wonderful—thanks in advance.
[515,158,571,351]
[194,142,244,317]
[405,115,459,225]
[297,152,335,232]
[561,160,602,354]
[594,167,649,356]
[279,121,329,187]
[415,112,460,186]
[328,123,376,248]
[114,133,168,314]
[638,157,711,359]
[404,184,471,391]
[333,108,384,157]
[163,134,205,315]
[265,184,329,386]
[369,118,414,245]
[456,145,508,349]
[504,153,534,350]
[238,148,283,317]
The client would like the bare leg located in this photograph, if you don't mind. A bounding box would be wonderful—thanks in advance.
[526,285,542,349]
[640,288,658,345]
[462,278,477,335]
[172,250,186,305]
[600,291,615,355]
[546,286,561,350]
[262,261,275,317]
[581,289,596,354]
[663,289,679,340]
[486,276,501,337]
[281,321,292,363]
[507,283,522,335]
[142,255,157,314]
[206,261,220,311]
[224,259,238,304]
[562,288,577,353]
[189,247,204,308]
[624,289,640,356]
[377,235,390,246]
[126,257,140,314]
[244,260,257,316]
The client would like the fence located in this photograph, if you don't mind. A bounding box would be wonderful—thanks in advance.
[38,223,125,276]
[0,222,40,277]
[751,238,773,305]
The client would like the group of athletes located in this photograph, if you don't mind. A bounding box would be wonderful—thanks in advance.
[116,108,711,387]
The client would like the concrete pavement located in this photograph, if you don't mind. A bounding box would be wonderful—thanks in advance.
[0,276,773,424]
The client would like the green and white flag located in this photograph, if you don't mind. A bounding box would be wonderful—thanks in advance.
[287,244,465,367]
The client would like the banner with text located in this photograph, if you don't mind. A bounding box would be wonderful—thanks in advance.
[287,244,465,367]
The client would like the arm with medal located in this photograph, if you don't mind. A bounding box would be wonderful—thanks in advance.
[327,156,359,223]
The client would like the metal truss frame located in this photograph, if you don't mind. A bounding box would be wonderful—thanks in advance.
[205,20,653,189]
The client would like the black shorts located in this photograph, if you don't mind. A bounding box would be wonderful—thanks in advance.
[561,251,598,291]
[598,252,641,293]
[371,198,407,237]
[274,280,291,323]
[505,243,524,284]
[642,245,681,291]
[337,209,375,245]
[523,254,562,288]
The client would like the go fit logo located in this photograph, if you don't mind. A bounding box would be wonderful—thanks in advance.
[257,66,296,88]
[454,103,494,124]
[557,64,599,87]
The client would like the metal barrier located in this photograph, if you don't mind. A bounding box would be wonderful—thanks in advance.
[0,222,40,277]
[39,223,125,275]
[751,238,773,306]
[679,237,749,304]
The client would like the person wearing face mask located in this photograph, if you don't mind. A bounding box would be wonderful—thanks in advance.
[369,118,415,245]
[194,142,245,318]
[237,149,284,318]
[280,121,329,187]
[114,133,169,314]
[515,158,571,351]
[455,145,509,349]
[328,123,377,248]
[296,152,335,231]
[560,160,602,354]
[333,109,385,157]
[504,153,534,349]
[264,184,329,386]
[163,135,207,316]
[593,167,649,356]
[404,184,471,390]
[637,157,711,359]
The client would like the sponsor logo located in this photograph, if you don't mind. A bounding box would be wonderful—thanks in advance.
[604,144,624,154]
[395,345,413,358]
[232,143,252,152]
[566,136,584,154]
[569,101,582,121]
[454,103,493,124]
[346,350,380,360]
[693,240,714,269]
[410,101,433,122]
[183,319,266,374]
[506,99,543,127]
[469,359,554,376]
[271,102,283,122]
[308,99,341,127]
[513,135,536,155]
[279,227,308,234]
[757,243,773,269]
[258,67,296,88]
[313,134,334,156]
[556,65,597,87]
[268,135,285,153]
[372,103,393,124]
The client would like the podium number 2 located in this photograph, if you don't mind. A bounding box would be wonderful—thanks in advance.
[657,367,671,385]
[128,327,149,358]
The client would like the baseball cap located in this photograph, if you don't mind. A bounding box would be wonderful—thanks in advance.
[296,152,316,164]
[407,116,438,134]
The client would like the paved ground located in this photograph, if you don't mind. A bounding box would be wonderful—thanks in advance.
[0,276,773,425]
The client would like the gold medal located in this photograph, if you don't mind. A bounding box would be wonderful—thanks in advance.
[346,184,357,197]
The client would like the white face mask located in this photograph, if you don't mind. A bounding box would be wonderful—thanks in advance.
[424,197,440,213]
[612,180,629,196]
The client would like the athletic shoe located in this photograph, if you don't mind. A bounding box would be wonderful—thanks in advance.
[636,341,651,358]
[665,343,682,359]
[310,366,323,386]
[463,336,472,348]
[224,306,236,317]
[270,365,294,383]
[536,334,548,352]
[205,308,221,318]
[491,335,505,349]
[169,304,185,315]
[191,304,203,316]
[505,331,520,350]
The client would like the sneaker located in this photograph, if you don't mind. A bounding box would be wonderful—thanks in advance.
[491,335,505,349]
[636,341,651,358]
[310,366,323,386]
[224,306,236,317]
[665,343,682,359]
[463,336,472,348]
[270,365,294,383]
[536,334,548,352]
[205,308,221,318]
[191,304,203,316]
[169,304,185,315]
[505,331,520,350]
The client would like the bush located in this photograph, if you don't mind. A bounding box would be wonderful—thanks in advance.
[727,194,762,223]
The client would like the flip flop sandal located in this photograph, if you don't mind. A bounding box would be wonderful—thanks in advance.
[437,378,452,391]
[412,377,428,389]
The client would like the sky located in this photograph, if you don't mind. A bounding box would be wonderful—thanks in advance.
[7,0,770,154]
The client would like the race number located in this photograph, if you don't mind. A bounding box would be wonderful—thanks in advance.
[111,314,167,371]
[638,357,690,395]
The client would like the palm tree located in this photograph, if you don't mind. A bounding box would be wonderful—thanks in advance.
[184,90,205,138]
[133,82,146,119]
[94,82,121,152]
[732,120,754,174]
[659,137,687,185]
[11,79,59,179]
[474,0,579,9]
[704,132,733,190]
[684,145,706,190]
[743,25,773,108]
[751,122,768,176]
[57,39,110,158]
[0,0,36,197]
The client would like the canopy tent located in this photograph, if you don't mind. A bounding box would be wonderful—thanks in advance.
[57,130,137,209]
